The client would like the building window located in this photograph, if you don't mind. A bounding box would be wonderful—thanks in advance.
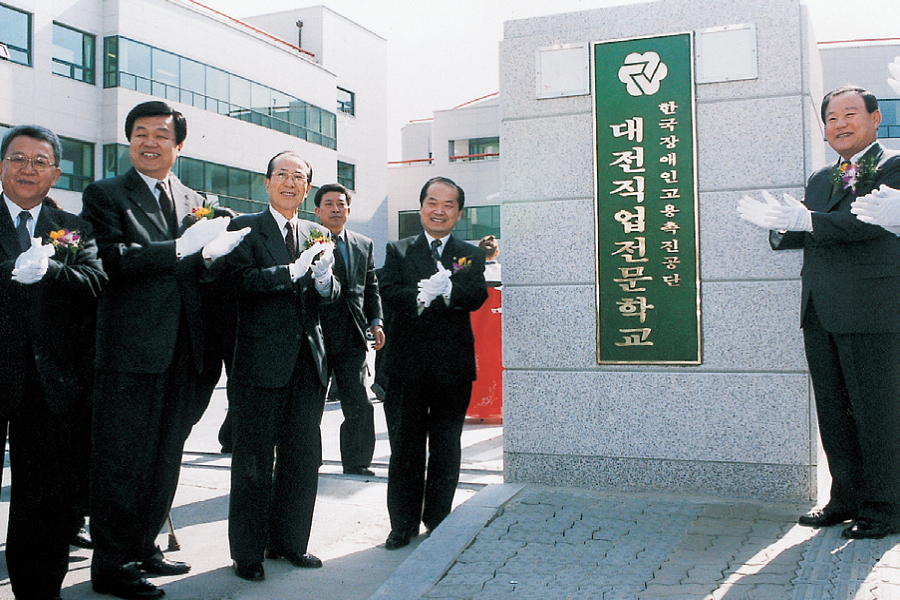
[398,204,500,241]
[337,161,356,190]
[57,137,94,192]
[337,87,355,116]
[53,23,96,84]
[102,36,338,150]
[101,144,318,219]
[0,3,32,66]
[879,99,900,139]
[449,136,500,162]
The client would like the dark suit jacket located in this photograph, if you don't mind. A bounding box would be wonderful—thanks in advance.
[80,167,209,374]
[380,234,488,384]
[225,211,339,388]
[321,229,382,352]
[0,197,106,417]
[771,143,900,334]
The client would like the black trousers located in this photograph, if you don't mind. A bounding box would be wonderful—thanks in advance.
[803,299,900,526]
[328,346,376,469]
[228,344,326,563]
[90,329,200,581]
[4,360,73,599]
[384,378,471,532]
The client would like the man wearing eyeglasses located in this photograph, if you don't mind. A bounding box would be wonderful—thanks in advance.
[80,101,248,599]
[0,124,106,600]
[223,151,338,582]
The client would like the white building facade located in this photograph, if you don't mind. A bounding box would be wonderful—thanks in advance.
[0,0,387,257]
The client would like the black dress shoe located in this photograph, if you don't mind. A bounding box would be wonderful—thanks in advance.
[93,576,165,599]
[140,556,191,576]
[71,526,94,549]
[798,506,857,528]
[233,560,265,581]
[344,466,375,476]
[266,550,323,568]
[385,527,418,550]
[841,518,897,539]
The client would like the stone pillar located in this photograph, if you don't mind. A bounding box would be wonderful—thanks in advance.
[500,0,824,502]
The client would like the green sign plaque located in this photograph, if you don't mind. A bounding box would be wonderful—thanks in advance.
[593,33,701,364]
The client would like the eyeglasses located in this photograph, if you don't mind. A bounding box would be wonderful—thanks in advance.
[3,154,56,172]
[271,171,308,184]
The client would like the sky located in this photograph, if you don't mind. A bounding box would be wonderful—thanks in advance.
[199,0,900,160]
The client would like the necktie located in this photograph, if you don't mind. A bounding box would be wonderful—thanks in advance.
[16,211,31,252]
[285,222,298,261]
[156,182,177,237]
[335,233,349,271]
[430,238,442,264]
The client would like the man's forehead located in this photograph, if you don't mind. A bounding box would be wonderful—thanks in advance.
[273,155,309,172]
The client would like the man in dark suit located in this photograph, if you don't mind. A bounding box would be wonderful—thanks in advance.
[314,183,384,476]
[739,86,900,539]
[379,176,488,550]
[225,151,339,582]
[81,101,247,599]
[0,125,106,600]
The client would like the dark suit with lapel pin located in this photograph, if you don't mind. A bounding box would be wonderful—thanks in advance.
[321,228,382,471]
[772,143,900,527]
[225,211,339,565]
[0,196,105,599]
[380,233,487,534]
[81,166,212,579]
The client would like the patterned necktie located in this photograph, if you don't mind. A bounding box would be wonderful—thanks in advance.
[156,181,177,237]
[16,211,31,252]
[285,222,298,261]
[430,238,442,264]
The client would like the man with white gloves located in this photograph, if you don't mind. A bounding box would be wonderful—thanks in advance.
[738,86,900,540]
[223,151,339,582]
[81,101,248,599]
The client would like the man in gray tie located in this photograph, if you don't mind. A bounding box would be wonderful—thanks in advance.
[314,183,384,476]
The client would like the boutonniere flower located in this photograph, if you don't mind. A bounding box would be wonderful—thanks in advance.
[452,256,472,274]
[46,227,83,262]
[304,228,334,250]
[190,199,219,220]
[831,155,878,193]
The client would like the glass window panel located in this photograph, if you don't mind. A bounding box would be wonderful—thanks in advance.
[206,67,228,102]
[180,57,205,95]
[398,211,424,239]
[152,47,179,88]
[337,161,355,190]
[0,4,31,65]
[52,23,95,84]
[205,163,229,197]
[229,76,251,108]
[120,38,151,81]
[250,172,267,203]
[250,82,271,113]
[179,157,205,192]
[337,87,354,115]
[227,168,250,201]
[103,36,118,87]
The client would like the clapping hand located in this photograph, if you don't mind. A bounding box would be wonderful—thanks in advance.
[310,242,335,283]
[738,190,812,231]
[851,185,900,233]
[417,263,452,313]
[202,227,250,261]
[292,241,330,281]
[12,237,55,284]
[177,216,230,257]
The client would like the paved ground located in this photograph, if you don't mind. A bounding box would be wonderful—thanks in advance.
[2,374,899,599]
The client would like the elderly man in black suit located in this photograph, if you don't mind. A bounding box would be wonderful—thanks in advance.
[225,151,339,582]
[314,183,384,476]
[0,125,106,600]
[739,85,900,540]
[81,101,247,599]
[379,176,488,550]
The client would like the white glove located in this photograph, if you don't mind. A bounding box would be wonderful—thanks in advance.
[851,185,900,229]
[176,216,230,258]
[12,238,54,284]
[738,191,812,231]
[201,227,250,261]
[310,243,335,283]
[416,264,452,310]
[291,242,331,281]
